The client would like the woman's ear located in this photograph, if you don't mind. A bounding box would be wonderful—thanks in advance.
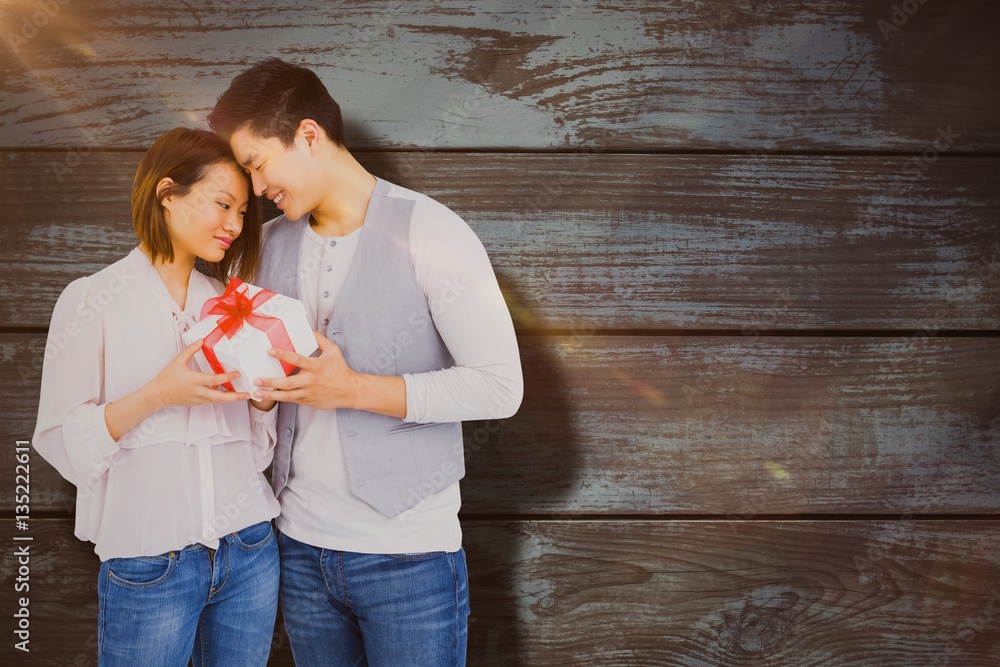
[156,177,176,207]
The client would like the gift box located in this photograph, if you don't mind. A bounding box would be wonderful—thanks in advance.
[182,277,319,394]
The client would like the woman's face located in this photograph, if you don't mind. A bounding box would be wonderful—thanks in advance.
[160,161,248,264]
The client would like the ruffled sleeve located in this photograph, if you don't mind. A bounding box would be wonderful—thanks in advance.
[32,277,122,488]
[248,403,278,471]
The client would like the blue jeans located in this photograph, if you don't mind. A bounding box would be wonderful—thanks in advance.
[277,530,470,666]
[97,521,279,667]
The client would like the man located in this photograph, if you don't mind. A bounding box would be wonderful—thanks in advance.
[208,59,523,665]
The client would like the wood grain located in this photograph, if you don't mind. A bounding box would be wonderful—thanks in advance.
[0,0,996,150]
[1,1,996,665]
[464,520,1000,666]
[6,334,997,515]
[1,151,997,330]
[2,518,997,666]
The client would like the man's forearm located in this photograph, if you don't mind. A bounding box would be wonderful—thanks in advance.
[401,365,523,424]
[350,373,407,419]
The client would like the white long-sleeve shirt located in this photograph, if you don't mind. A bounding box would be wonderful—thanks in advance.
[33,247,281,561]
[276,181,523,554]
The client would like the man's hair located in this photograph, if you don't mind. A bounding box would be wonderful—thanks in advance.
[208,58,347,149]
[131,127,263,282]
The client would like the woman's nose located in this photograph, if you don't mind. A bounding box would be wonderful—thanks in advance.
[224,210,243,236]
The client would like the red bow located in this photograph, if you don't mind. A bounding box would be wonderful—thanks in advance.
[199,278,296,390]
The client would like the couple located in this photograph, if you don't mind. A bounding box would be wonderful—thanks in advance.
[32,58,523,666]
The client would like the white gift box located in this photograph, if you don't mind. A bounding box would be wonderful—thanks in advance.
[182,279,319,394]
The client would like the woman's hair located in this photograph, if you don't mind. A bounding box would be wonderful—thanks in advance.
[207,57,346,149]
[131,127,263,282]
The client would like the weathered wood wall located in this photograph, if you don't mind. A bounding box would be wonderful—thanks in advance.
[1,1,997,665]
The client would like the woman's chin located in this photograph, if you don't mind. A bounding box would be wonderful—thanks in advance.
[199,248,227,264]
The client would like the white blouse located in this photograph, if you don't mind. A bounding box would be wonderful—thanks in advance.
[33,247,281,561]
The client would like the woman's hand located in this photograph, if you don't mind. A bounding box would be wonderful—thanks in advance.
[105,339,250,441]
[148,338,252,409]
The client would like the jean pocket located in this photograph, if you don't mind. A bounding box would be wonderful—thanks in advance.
[233,521,275,551]
[107,554,176,590]
[385,551,447,562]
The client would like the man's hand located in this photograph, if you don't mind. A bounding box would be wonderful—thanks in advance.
[253,331,408,418]
[252,331,356,410]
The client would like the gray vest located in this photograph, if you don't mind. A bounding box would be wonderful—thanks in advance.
[254,178,465,517]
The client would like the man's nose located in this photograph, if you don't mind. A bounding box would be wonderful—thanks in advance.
[250,171,267,197]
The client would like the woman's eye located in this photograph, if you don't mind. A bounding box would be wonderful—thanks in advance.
[239,210,246,217]
[218,203,230,210]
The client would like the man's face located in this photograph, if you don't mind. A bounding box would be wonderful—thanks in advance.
[230,125,315,222]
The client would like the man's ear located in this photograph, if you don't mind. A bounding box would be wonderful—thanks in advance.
[298,119,323,150]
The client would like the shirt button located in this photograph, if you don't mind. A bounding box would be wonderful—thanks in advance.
[329,240,337,247]
[278,475,285,485]
[323,291,329,298]
[284,428,292,437]
[326,265,332,272]
[322,318,329,326]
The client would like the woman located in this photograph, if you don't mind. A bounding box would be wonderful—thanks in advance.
[33,128,281,666]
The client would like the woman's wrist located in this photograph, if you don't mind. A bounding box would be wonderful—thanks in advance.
[138,376,168,413]
[105,381,162,442]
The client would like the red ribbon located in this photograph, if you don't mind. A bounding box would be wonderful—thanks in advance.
[199,278,297,390]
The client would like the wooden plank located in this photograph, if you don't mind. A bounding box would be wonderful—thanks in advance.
[2,517,998,665]
[1,151,997,330]
[463,520,1000,666]
[463,336,1000,516]
[5,334,997,515]
[0,0,996,150]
